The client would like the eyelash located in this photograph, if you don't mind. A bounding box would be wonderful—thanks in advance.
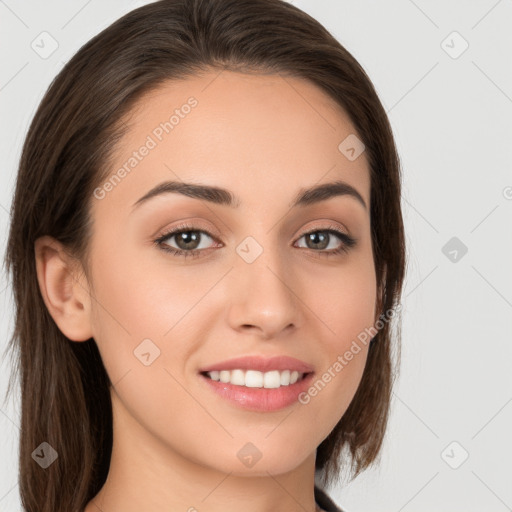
[153,222,357,260]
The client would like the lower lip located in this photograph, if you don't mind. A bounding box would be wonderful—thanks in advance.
[199,372,314,412]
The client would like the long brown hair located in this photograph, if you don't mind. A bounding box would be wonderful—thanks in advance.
[3,0,406,510]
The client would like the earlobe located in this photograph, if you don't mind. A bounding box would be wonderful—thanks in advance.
[34,235,93,342]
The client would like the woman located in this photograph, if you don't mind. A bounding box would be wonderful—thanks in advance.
[4,1,406,511]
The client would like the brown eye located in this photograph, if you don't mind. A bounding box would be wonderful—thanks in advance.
[154,224,219,259]
[295,228,356,256]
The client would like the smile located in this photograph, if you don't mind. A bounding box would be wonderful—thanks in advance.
[203,369,308,388]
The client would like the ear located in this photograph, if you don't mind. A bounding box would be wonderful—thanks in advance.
[34,235,93,342]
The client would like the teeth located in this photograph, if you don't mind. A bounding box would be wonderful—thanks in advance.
[205,369,304,388]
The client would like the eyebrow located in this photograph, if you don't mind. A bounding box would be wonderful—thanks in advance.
[131,179,367,211]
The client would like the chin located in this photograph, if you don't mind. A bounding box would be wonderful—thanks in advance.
[209,449,312,477]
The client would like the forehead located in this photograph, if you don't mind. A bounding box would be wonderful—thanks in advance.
[94,70,370,216]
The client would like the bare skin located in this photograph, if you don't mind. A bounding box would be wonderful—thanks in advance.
[35,69,378,512]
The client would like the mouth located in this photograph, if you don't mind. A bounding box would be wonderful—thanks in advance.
[197,355,315,411]
[198,369,315,412]
[199,369,313,389]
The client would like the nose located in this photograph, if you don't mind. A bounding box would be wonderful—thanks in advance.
[225,243,302,339]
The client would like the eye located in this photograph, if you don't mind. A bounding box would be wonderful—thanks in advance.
[153,223,357,259]
[154,223,219,259]
[294,226,356,257]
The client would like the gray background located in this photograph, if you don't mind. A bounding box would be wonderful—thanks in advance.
[1,1,511,511]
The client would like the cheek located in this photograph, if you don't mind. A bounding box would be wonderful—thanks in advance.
[87,245,214,388]
[296,301,373,446]
[304,252,377,344]
[89,243,186,337]
[297,253,376,416]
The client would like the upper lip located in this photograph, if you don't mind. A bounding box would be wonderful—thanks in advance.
[198,355,314,374]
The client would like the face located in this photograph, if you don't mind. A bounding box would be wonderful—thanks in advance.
[85,70,377,476]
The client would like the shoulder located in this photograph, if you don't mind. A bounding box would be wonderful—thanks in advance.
[314,485,346,512]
